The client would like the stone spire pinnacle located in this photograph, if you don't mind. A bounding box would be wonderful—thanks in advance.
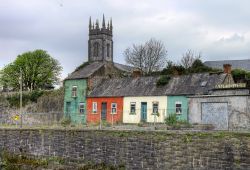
[102,14,106,28]
[89,16,92,30]
[110,18,113,31]
[95,19,99,29]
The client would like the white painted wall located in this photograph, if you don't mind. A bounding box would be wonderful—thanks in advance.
[123,96,167,123]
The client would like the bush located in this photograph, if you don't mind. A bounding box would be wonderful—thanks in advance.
[165,114,178,125]
[6,90,44,108]
[157,75,171,86]
[60,117,71,127]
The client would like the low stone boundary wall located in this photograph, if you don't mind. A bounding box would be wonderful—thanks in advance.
[0,129,250,169]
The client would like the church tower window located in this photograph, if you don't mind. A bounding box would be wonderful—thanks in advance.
[94,42,99,57]
[107,44,110,57]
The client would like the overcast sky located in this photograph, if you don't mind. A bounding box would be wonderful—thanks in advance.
[1,0,250,79]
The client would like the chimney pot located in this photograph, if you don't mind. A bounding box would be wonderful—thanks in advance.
[223,64,232,74]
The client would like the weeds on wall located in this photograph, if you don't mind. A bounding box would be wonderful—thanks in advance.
[165,114,192,129]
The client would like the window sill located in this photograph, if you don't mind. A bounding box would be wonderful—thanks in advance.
[129,113,136,115]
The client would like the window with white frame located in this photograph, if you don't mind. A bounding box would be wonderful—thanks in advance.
[111,103,117,114]
[152,102,159,115]
[175,101,182,114]
[92,102,97,113]
[79,103,85,114]
[130,102,136,114]
[72,86,77,97]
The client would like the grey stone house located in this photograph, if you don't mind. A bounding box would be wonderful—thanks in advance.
[188,64,250,130]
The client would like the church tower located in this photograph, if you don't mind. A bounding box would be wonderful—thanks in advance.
[88,15,113,62]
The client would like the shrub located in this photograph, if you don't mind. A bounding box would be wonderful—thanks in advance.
[60,117,71,127]
[165,114,178,125]
[157,75,171,86]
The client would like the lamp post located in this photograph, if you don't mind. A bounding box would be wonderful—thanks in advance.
[19,69,23,128]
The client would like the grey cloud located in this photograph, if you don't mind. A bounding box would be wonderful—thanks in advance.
[1,0,250,80]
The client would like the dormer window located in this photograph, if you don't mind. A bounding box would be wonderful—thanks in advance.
[72,86,77,97]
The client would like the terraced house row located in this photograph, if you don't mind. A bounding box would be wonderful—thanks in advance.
[64,16,250,130]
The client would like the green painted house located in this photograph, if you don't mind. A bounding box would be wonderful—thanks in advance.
[64,79,87,124]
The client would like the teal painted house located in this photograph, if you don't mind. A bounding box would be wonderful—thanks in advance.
[64,79,87,124]
[63,16,132,124]
[165,73,228,121]
[167,96,188,121]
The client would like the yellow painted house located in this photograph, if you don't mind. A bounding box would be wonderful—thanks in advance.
[123,96,167,123]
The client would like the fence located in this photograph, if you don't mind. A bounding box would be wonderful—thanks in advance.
[0,111,63,127]
[0,108,188,129]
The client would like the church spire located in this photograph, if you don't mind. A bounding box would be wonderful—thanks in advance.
[95,19,99,29]
[110,18,113,31]
[102,14,106,28]
[89,17,92,30]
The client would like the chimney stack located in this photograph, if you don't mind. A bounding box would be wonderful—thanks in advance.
[223,64,232,74]
[132,69,142,78]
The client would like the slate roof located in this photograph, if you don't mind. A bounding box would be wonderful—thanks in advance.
[88,73,227,97]
[65,62,105,80]
[164,73,227,95]
[88,76,167,97]
[65,61,133,80]
[204,59,250,71]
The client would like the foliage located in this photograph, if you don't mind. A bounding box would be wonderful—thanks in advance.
[124,38,167,75]
[181,49,201,69]
[161,61,186,75]
[165,114,192,129]
[188,59,215,73]
[35,88,64,112]
[157,75,171,86]
[6,90,44,108]
[232,69,250,82]
[60,117,71,127]
[165,114,178,126]
[0,49,62,91]
[0,150,48,169]
[79,162,125,170]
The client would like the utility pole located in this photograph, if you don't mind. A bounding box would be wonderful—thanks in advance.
[19,69,23,128]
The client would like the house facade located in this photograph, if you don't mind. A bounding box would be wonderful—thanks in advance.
[167,96,188,121]
[64,79,87,124]
[189,88,250,130]
[123,96,167,123]
[87,97,123,124]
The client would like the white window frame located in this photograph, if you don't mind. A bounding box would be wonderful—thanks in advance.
[111,103,117,114]
[175,101,182,115]
[92,102,97,114]
[72,86,77,97]
[130,102,136,115]
[79,102,85,114]
[152,102,159,115]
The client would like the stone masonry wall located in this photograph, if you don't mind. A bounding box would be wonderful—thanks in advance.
[0,129,250,170]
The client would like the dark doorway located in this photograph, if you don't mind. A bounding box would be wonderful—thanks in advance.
[101,102,107,120]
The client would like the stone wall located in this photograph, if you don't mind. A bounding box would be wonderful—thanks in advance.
[0,129,250,169]
[0,112,62,126]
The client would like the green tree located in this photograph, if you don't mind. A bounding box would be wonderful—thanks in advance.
[0,49,62,91]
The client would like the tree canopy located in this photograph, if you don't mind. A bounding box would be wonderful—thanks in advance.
[124,38,167,75]
[0,49,62,91]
